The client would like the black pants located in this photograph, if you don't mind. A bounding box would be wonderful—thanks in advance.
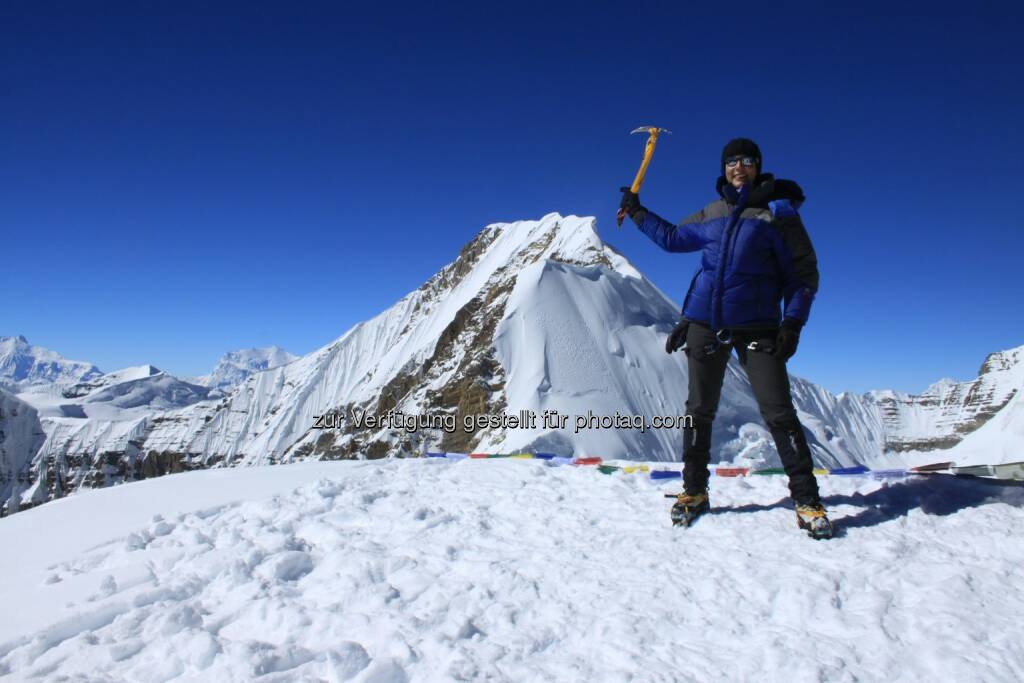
[682,322,820,504]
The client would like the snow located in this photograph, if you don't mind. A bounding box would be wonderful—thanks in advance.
[0,390,45,514]
[0,336,102,390]
[18,362,210,417]
[490,256,682,458]
[195,346,298,392]
[907,380,1024,467]
[96,365,162,384]
[1,458,1022,681]
[866,346,1024,462]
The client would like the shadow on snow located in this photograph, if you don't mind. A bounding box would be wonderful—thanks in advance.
[710,474,1024,535]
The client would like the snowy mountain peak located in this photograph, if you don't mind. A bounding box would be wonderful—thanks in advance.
[0,336,103,390]
[115,213,674,465]
[487,213,636,275]
[978,344,1024,376]
[219,346,293,366]
[417,214,637,304]
[59,365,164,399]
[114,365,161,380]
[920,377,958,397]
[198,346,299,392]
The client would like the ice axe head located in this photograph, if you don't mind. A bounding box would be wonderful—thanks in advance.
[630,126,672,137]
[617,125,671,227]
[627,126,671,187]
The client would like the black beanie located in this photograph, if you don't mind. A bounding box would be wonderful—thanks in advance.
[721,138,762,174]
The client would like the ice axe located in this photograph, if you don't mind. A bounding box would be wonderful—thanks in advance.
[616,126,671,227]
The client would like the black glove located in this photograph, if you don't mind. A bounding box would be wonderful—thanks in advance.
[619,187,643,219]
[773,317,803,360]
[665,319,689,354]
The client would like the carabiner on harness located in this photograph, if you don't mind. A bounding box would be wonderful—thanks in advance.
[702,328,732,357]
[747,340,776,354]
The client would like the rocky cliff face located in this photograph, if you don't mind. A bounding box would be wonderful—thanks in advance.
[868,346,1023,453]
[0,390,46,515]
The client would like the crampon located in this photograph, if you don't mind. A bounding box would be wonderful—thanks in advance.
[795,503,833,540]
[667,490,710,527]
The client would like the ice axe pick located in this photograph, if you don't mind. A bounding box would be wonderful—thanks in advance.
[617,126,671,227]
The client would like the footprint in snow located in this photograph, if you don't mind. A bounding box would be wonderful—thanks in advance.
[254,551,314,582]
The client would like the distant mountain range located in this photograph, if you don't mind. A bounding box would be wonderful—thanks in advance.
[2,215,1020,515]
[0,335,102,391]
[188,346,298,393]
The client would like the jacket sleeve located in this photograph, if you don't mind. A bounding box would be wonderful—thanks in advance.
[631,207,705,253]
[769,200,819,323]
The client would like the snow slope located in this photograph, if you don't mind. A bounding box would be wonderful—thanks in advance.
[0,459,1021,681]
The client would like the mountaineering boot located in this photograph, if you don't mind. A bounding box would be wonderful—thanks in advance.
[671,490,710,527]
[795,503,833,540]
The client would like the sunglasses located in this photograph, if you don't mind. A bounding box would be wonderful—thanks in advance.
[725,155,758,169]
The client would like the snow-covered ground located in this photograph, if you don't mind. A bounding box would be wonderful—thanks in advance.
[1,459,1022,681]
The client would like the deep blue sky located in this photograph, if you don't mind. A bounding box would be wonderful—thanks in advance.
[3,1,1022,394]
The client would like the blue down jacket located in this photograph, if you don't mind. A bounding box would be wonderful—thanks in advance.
[632,174,819,331]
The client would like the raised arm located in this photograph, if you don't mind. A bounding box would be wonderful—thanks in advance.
[632,207,707,253]
[619,189,707,253]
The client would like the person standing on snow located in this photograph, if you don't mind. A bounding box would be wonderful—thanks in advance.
[619,138,832,539]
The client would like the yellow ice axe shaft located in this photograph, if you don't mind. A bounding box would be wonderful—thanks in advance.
[617,126,671,227]
[629,129,661,192]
